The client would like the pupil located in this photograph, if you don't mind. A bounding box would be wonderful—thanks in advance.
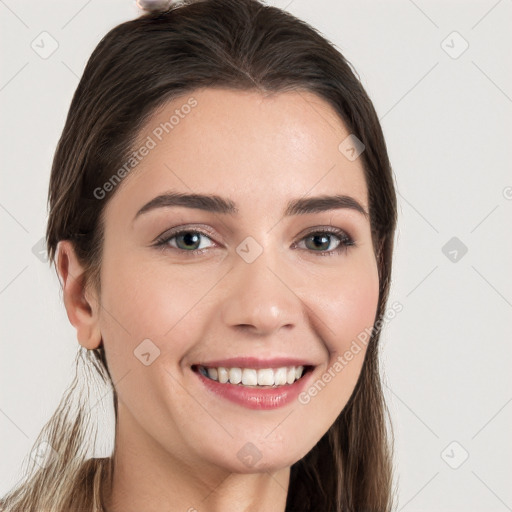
[180,232,200,250]
[310,234,329,251]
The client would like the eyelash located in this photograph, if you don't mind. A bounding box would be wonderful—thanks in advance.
[154,225,356,257]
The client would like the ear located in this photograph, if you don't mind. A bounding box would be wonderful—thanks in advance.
[56,240,102,350]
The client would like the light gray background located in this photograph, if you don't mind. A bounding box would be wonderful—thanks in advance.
[1,0,511,510]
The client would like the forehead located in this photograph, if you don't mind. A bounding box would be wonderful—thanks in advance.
[105,87,369,222]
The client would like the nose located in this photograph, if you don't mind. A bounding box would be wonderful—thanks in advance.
[220,243,304,337]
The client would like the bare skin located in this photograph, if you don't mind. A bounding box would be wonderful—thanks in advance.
[57,88,379,512]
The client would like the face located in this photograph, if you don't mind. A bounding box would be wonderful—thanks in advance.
[91,88,379,474]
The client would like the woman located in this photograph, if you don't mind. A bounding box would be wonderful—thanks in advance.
[1,0,398,510]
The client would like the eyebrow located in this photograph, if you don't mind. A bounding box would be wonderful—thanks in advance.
[133,191,369,222]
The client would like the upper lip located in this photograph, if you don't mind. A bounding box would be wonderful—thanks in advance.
[193,357,316,369]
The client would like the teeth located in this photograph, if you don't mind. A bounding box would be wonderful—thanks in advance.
[242,369,258,386]
[218,367,229,383]
[199,365,306,387]
[274,367,287,386]
[228,367,242,384]
[257,368,274,386]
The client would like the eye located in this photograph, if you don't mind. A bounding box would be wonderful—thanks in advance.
[293,227,356,256]
[155,228,215,254]
[153,225,356,256]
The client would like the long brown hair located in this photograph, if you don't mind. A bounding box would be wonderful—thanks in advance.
[1,0,398,510]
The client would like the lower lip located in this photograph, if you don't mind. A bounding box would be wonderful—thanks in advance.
[193,367,314,410]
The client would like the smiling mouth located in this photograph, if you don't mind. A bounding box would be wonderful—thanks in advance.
[191,364,314,388]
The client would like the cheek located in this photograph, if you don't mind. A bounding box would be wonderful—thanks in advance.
[96,251,207,437]
[100,239,190,330]
[296,253,380,437]
[97,247,217,385]
[311,252,380,355]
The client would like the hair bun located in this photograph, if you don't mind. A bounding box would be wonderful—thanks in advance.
[136,0,176,12]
